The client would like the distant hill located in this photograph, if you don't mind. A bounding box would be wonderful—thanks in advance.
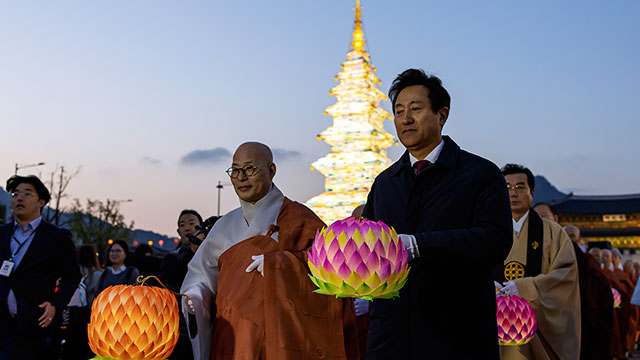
[532,175,568,204]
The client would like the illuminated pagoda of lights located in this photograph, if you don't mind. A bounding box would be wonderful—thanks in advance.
[306,0,397,224]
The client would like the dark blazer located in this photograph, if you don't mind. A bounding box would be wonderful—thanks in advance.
[363,136,512,359]
[0,220,81,341]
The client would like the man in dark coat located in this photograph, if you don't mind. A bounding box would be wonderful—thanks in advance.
[362,69,512,359]
[0,175,81,359]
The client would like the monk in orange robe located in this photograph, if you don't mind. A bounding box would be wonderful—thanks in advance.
[602,249,629,358]
[564,226,613,360]
[181,142,358,360]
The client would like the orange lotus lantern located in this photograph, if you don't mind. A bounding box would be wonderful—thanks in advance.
[87,278,180,360]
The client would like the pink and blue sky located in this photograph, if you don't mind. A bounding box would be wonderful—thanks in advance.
[1,1,638,236]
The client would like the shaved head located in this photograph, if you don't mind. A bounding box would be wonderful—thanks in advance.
[352,204,365,218]
[233,142,273,165]
[564,225,580,244]
[589,247,601,261]
[602,249,612,268]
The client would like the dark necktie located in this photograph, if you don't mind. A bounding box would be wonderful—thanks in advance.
[413,160,430,175]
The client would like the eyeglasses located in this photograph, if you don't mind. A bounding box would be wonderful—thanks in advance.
[226,165,262,179]
[506,184,529,192]
[11,191,34,198]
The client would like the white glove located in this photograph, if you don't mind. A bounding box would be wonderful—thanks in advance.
[398,234,419,260]
[500,281,519,297]
[494,281,503,295]
[354,298,370,316]
[245,254,265,276]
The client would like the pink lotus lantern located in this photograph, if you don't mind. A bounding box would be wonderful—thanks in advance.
[612,288,621,308]
[496,295,537,345]
[307,217,410,300]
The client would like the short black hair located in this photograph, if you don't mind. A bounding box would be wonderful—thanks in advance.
[501,163,535,192]
[6,175,51,205]
[388,69,451,113]
[178,209,203,226]
[106,239,132,267]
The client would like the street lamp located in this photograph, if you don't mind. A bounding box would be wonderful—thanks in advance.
[14,162,45,175]
[216,181,231,216]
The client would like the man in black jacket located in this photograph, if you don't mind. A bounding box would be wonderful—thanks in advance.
[362,69,512,359]
[0,175,81,359]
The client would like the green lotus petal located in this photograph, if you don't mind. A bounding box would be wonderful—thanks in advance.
[357,295,374,301]
[309,275,323,289]
[313,289,332,295]
[355,283,372,294]
[323,281,341,294]
[340,282,357,296]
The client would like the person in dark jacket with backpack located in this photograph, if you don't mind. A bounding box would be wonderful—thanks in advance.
[362,69,512,359]
[96,240,139,295]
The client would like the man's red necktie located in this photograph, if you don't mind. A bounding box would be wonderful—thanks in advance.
[413,160,430,175]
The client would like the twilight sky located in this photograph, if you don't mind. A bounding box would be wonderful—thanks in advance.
[1,1,638,236]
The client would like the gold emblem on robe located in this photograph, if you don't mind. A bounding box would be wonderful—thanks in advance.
[532,241,539,250]
[504,261,525,281]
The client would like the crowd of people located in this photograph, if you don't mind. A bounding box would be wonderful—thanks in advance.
[2,68,640,360]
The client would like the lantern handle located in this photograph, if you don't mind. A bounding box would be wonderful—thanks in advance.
[136,275,192,303]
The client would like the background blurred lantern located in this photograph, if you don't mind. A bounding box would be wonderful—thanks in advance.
[612,288,622,308]
[496,295,537,345]
[87,281,180,360]
[308,217,409,300]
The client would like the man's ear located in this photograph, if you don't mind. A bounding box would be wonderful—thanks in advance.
[269,162,277,179]
[438,107,449,127]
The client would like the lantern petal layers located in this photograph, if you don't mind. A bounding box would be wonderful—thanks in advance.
[496,295,537,345]
[88,285,180,360]
[612,288,621,308]
[308,217,410,300]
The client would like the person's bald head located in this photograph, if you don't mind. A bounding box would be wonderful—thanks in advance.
[611,248,622,267]
[229,142,277,204]
[534,203,557,222]
[624,260,634,274]
[234,142,273,163]
[564,225,581,244]
[602,249,612,268]
[589,247,602,261]
[352,204,365,218]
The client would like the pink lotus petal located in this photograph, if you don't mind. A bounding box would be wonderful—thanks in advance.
[307,250,317,266]
[378,258,392,282]
[354,262,370,279]
[317,246,328,265]
[327,238,340,261]
[372,239,385,255]
[369,222,382,237]
[322,258,336,274]
[357,242,371,261]
[346,250,363,271]
[346,222,358,239]
[365,251,380,271]
[387,240,397,262]
[337,262,352,280]
[332,249,346,266]
[343,238,357,259]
